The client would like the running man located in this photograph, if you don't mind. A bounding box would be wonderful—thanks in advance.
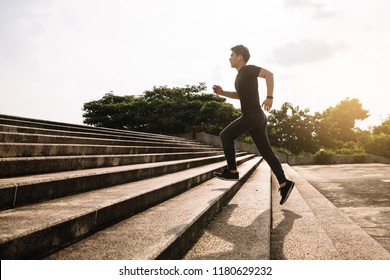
[213,44,294,205]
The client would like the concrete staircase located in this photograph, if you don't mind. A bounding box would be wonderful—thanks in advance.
[0,114,262,259]
[1,114,389,260]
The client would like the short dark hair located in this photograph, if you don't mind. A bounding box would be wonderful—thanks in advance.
[231,45,250,62]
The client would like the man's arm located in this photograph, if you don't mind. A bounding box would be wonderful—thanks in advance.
[258,68,274,111]
[212,85,239,99]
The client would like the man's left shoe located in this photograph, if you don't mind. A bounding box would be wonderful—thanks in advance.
[214,169,239,181]
[279,180,295,205]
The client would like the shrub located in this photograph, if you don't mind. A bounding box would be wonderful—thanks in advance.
[314,149,336,164]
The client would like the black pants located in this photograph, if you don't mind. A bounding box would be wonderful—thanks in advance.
[220,110,287,184]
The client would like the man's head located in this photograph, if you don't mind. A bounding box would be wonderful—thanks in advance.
[230,45,250,68]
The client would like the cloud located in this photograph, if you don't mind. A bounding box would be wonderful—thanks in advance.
[271,39,350,66]
[284,0,322,9]
[283,0,338,19]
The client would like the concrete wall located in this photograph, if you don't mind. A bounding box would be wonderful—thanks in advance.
[179,132,390,166]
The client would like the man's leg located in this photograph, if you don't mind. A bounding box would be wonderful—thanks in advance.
[219,116,247,171]
[249,124,287,184]
[249,123,295,204]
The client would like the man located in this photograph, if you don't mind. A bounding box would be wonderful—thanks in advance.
[213,44,294,205]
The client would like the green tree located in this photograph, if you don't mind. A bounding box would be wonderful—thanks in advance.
[83,86,385,157]
[364,116,390,158]
[82,83,241,135]
[365,134,390,158]
[316,98,369,148]
[267,102,318,154]
[372,115,390,135]
[81,92,140,128]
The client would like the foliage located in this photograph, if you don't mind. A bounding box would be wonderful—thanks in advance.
[364,133,390,158]
[314,149,336,164]
[372,115,390,135]
[364,116,390,158]
[266,98,374,156]
[267,102,318,154]
[83,84,388,158]
[82,83,241,135]
[315,98,369,148]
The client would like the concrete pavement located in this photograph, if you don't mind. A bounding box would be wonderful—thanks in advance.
[271,163,390,260]
[293,163,390,253]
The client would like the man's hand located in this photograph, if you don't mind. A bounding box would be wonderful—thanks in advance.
[262,98,273,111]
[212,85,223,95]
[213,86,239,99]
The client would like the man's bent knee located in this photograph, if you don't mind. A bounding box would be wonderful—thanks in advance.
[220,130,232,143]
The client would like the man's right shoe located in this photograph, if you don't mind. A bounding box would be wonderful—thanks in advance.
[214,169,239,181]
[279,180,295,205]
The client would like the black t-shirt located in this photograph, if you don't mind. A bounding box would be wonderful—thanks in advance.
[234,65,262,113]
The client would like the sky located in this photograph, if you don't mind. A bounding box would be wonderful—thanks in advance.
[1,0,389,129]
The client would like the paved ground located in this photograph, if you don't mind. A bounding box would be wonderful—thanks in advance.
[293,163,390,252]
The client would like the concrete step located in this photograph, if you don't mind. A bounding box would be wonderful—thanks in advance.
[184,160,271,260]
[0,153,249,211]
[0,124,200,145]
[271,169,339,260]
[0,155,258,259]
[0,131,208,148]
[44,156,262,260]
[0,151,224,177]
[0,143,220,158]
[0,114,185,142]
[271,164,390,260]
